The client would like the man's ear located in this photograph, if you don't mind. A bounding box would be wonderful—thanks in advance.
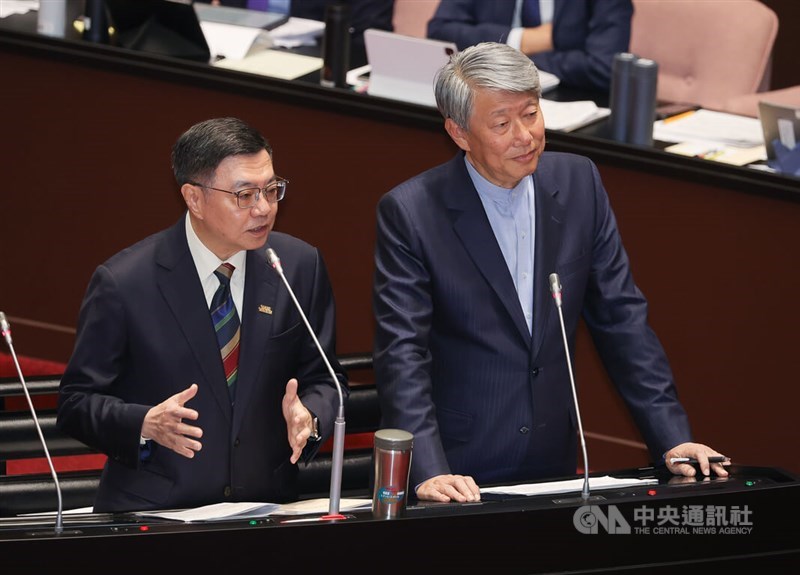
[181,183,204,219]
[444,117,470,151]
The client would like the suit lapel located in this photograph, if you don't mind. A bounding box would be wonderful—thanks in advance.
[531,160,566,360]
[445,155,532,346]
[232,247,280,435]
[156,218,233,421]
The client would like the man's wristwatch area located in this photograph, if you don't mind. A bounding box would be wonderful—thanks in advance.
[309,415,321,442]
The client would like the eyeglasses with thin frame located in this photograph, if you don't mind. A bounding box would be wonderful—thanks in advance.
[190,177,288,208]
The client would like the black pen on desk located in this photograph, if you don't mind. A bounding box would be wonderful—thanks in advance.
[669,456,730,465]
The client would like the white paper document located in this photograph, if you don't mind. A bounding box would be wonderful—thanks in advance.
[214,49,323,80]
[480,475,658,496]
[0,1,36,18]
[540,99,611,132]
[201,21,264,61]
[274,497,372,516]
[134,498,372,522]
[664,141,766,166]
[135,502,281,522]
[269,17,325,48]
[538,69,561,93]
[653,109,764,148]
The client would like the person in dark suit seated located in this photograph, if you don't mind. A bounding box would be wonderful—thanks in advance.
[427,0,632,92]
[372,42,729,503]
[57,117,347,513]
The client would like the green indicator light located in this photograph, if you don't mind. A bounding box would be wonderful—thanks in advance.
[745,481,755,487]
[249,520,258,526]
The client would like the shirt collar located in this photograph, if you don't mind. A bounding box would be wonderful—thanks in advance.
[184,212,246,281]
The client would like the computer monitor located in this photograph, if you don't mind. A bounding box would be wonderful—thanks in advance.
[104,0,211,63]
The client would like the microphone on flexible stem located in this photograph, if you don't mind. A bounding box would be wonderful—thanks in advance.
[0,312,66,533]
[547,275,592,501]
[265,249,347,520]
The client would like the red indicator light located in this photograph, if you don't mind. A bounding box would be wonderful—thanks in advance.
[647,489,657,496]
[139,525,150,532]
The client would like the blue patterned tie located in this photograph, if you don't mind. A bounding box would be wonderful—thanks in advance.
[211,263,240,400]
[521,0,541,27]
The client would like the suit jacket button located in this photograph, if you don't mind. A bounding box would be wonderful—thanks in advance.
[234,438,240,447]
[531,368,540,376]
[224,486,232,497]
[519,426,530,434]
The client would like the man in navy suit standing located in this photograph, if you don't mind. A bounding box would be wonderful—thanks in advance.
[372,43,728,503]
[58,117,347,512]
[427,0,633,92]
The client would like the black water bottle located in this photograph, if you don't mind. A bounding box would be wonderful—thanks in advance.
[321,3,351,89]
[83,0,109,44]
[629,58,659,146]
[609,52,636,143]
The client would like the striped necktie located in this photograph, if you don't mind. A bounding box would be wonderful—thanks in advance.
[521,0,541,27]
[211,263,240,400]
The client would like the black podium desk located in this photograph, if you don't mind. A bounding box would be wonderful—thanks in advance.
[1,466,798,573]
[2,17,800,477]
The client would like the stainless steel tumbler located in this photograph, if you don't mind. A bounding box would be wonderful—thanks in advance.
[372,428,413,519]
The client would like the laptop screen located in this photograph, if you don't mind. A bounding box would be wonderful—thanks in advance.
[364,29,456,108]
[758,100,800,161]
[104,0,211,62]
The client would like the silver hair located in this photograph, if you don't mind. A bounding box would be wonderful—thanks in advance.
[434,42,542,129]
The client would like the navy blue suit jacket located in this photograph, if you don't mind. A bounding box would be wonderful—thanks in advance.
[427,0,633,91]
[58,216,347,512]
[373,152,692,487]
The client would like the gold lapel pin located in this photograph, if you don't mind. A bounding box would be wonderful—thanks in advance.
[258,305,273,315]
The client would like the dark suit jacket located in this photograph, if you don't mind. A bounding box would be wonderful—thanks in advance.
[57,216,347,512]
[373,152,692,487]
[427,0,633,91]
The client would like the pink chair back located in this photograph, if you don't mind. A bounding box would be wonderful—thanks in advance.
[630,0,778,111]
[392,0,441,38]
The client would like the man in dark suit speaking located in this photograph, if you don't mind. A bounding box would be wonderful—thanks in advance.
[372,43,728,503]
[58,117,347,512]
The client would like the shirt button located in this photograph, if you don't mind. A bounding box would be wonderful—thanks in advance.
[519,427,530,434]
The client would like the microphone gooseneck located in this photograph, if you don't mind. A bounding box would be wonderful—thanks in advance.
[0,312,65,533]
[547,275,591,501]
[265,248,347,518]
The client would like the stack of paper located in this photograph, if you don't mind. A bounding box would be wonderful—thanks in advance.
[653,109,767,166]
[538,70,561,93]
[654,109,764,148]
[540,99,610,132]
[480,475,658,496]
[214,50,323,80]
[134,498,372,522]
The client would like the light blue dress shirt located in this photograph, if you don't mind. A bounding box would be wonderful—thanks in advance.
[465,158,536,335]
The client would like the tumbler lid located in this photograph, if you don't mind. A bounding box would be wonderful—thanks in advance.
[374,428,414,450]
